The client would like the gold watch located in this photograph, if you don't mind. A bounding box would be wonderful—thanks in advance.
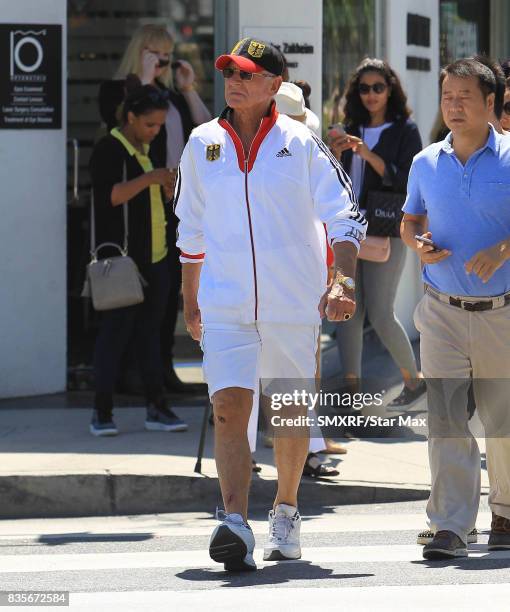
[333,271,356,291]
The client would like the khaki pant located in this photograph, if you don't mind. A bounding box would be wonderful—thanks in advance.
[414,292,510,542]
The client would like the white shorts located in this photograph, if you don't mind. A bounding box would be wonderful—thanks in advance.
[201,322,320,399]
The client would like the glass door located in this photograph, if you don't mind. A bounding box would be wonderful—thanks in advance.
[322,0,376,135]
[440,0,490,66]
[66,0,215,385]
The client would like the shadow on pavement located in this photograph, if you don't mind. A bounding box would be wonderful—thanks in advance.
[176,560,374,587]
[36,532,155,546]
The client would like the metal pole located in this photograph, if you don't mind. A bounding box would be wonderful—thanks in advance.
[194,402,212,474]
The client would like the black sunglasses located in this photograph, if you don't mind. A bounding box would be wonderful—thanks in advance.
[146,49,172,68]
[359,82,388,95]
[222,67,274,81]
[504,101,510,115]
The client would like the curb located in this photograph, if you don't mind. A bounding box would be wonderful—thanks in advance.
[0,473,429,519]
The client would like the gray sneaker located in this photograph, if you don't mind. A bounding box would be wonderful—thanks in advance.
[209,511,256,572]
[422,530,467,559]
[417,528,477,545]
[89,410,118,437]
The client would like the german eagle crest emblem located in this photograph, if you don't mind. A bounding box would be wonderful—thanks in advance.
[247,41,265,58]
[206,144,221,162]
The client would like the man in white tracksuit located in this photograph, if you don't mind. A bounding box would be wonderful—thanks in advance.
[175,38,367,572]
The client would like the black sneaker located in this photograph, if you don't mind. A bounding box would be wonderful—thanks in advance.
[388,379,427,410]
[145,397,188,432]
[90,410,118,437]
[90,393,118,436]
[422,530,467,559]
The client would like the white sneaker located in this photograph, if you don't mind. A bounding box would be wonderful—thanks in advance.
[209,511,256,572]
[263,503,301,561]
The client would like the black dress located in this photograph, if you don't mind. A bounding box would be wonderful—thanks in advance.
[340,118,423,208]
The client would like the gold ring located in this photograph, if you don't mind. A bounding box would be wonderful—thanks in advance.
[343,313,351,321]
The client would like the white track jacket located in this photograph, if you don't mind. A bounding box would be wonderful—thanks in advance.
[175,104,367,325]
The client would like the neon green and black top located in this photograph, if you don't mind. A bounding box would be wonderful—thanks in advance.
[111,127,167,263]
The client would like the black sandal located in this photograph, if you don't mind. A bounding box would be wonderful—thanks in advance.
[302,453,339,478]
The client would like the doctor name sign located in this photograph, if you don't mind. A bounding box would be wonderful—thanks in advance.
[0,24,62,129]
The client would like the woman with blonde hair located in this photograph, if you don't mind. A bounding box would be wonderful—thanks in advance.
[99,24,211,394]
[100,24,210,158]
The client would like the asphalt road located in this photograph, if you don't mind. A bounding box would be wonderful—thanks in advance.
[1,499,509,611]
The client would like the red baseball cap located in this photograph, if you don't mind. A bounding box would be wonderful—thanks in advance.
[215,38,284,76]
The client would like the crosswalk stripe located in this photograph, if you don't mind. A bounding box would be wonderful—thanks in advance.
[0,512,493,539]
[48,583,510,612]
[1,542,508,574]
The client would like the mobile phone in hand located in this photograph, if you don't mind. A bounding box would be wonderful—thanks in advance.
[415,235,439,251]
[328,122,346,138]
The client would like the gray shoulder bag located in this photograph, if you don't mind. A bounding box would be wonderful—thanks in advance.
[81,163,147,311]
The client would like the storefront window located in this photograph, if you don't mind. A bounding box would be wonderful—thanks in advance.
[66,0,214,370]
[67,0,214,189]
[322,0,376,132]
[440,0,490,66]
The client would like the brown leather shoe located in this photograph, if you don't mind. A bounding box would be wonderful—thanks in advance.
[422,530,467,559]
[488,513,510,550]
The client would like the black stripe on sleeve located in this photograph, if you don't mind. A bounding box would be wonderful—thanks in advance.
[173,166,182,212]
[311,134,367,225]
[312,135,358,207]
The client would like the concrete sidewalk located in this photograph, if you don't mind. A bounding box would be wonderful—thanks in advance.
[0,334,490,518]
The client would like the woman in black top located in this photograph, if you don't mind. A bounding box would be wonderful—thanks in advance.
[98,24,211,393]
[89,84,187,436]
[329,58,425,407]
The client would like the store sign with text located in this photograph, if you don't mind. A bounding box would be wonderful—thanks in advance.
[0,24,62,129]
[242,26,316,76]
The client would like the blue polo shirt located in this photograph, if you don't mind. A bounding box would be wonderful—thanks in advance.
[403,125,510,297]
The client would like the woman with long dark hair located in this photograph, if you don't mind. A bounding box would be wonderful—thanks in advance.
[89,84,187,435]
[329,58,425,407]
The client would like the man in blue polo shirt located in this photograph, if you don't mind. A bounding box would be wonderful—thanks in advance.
[402,58,510,560]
